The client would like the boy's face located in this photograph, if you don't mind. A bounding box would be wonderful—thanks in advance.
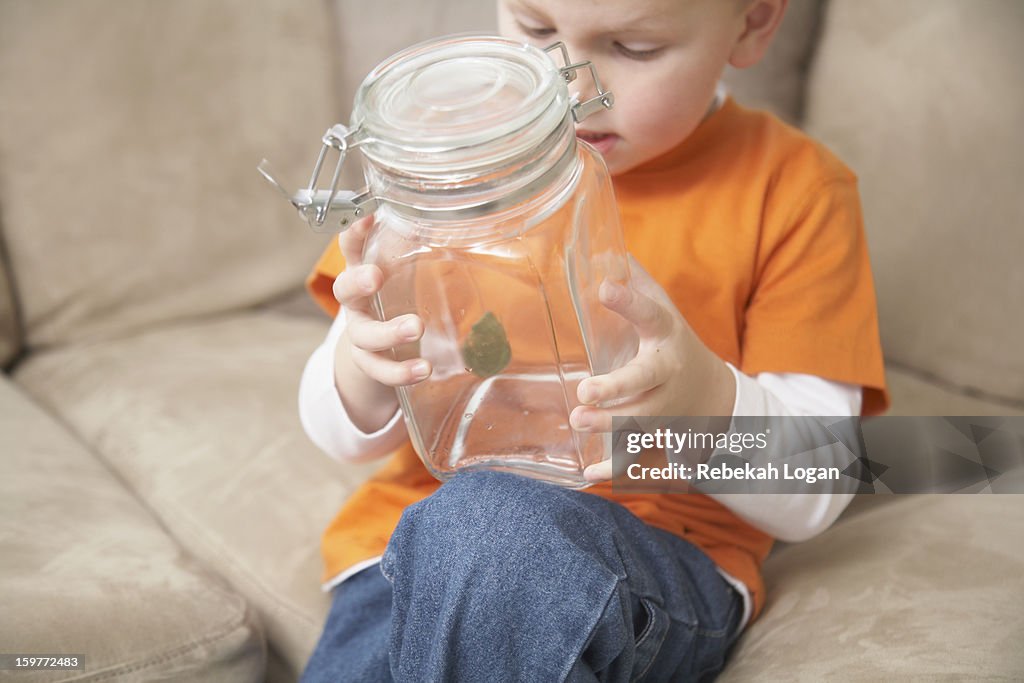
[498,0,751,175]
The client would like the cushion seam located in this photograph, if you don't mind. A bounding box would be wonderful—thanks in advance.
[50,599,261,682]
[886,359,1024,410]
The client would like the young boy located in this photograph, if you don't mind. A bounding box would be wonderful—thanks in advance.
[298,0,888,680]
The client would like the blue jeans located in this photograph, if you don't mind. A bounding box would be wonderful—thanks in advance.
[302,471,743,682]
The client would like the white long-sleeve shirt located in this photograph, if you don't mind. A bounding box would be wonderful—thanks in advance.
[299,308,863,629]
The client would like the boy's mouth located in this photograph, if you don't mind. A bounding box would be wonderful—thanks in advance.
[576,130,618,155]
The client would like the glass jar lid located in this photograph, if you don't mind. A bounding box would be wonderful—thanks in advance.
[259,35,614,230]
[352,35,570,174]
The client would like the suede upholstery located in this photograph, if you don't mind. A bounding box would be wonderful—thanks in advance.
[13,311,383,674]
[1,1,1022,680]
[721,495,1024,680]
[804,0,1024,405]
[0,249,19,368]
[0,376,265,681]
[0,0,333,349]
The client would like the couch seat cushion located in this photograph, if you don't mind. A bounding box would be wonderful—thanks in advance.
[720,494,1024,679]
[12,310,381,678]
[0,376,264,681]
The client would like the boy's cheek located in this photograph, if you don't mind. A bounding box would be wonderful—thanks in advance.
[618,98,689,146]
[624,78,717,142]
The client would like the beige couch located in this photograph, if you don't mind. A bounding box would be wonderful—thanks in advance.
[1,1,1022,680]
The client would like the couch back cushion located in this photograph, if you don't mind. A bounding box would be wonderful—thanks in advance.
[804,0,1024,402]
[722,0,825,124]
[0,0,334,348]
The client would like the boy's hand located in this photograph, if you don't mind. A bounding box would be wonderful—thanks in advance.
[570,257,736,482]
[331,216,431,433]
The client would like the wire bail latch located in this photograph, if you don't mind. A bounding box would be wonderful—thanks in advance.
[257,123,378,233]
[543,42,615,122]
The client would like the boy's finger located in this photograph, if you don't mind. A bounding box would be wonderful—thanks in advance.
[599,279,671,338]
[351,347,432,387]
[349,314,423,353]
[583,459,614,483]
[569,405,615,433]
[577,359,663,405]
[333,265,381,309]
[583,451,637,483]
[338,215,375,266]
[569,389,665,433]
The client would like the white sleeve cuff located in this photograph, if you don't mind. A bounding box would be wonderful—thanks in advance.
[724,363,862,418]
[707,364,862,543]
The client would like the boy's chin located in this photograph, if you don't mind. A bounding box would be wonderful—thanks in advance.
[603,152,639,177]
[586,144,629,175]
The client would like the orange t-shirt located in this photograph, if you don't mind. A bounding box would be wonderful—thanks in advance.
[305,98,889,622]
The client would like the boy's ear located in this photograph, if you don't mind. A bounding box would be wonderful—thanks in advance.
[729,0,789,69]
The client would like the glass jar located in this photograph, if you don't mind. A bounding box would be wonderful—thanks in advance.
[263,35,637,488]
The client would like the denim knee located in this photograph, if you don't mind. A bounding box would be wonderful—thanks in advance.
[380,471,639,681]
[381,470,628,583]
[377,471,748,681]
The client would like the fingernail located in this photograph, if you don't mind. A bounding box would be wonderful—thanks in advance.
[359,270,375,292]
[400,318,419,338]
[571,411,590,429]
[579,382,599,404]
[601,280,624,303]
[411,361,430,379]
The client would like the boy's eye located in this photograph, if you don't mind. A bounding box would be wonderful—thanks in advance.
[614,42,663,61]
[517,22,556,39]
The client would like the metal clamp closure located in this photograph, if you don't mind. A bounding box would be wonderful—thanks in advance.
[260,41,614,232]
[543,42,615,122]
[257,123,378,233]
